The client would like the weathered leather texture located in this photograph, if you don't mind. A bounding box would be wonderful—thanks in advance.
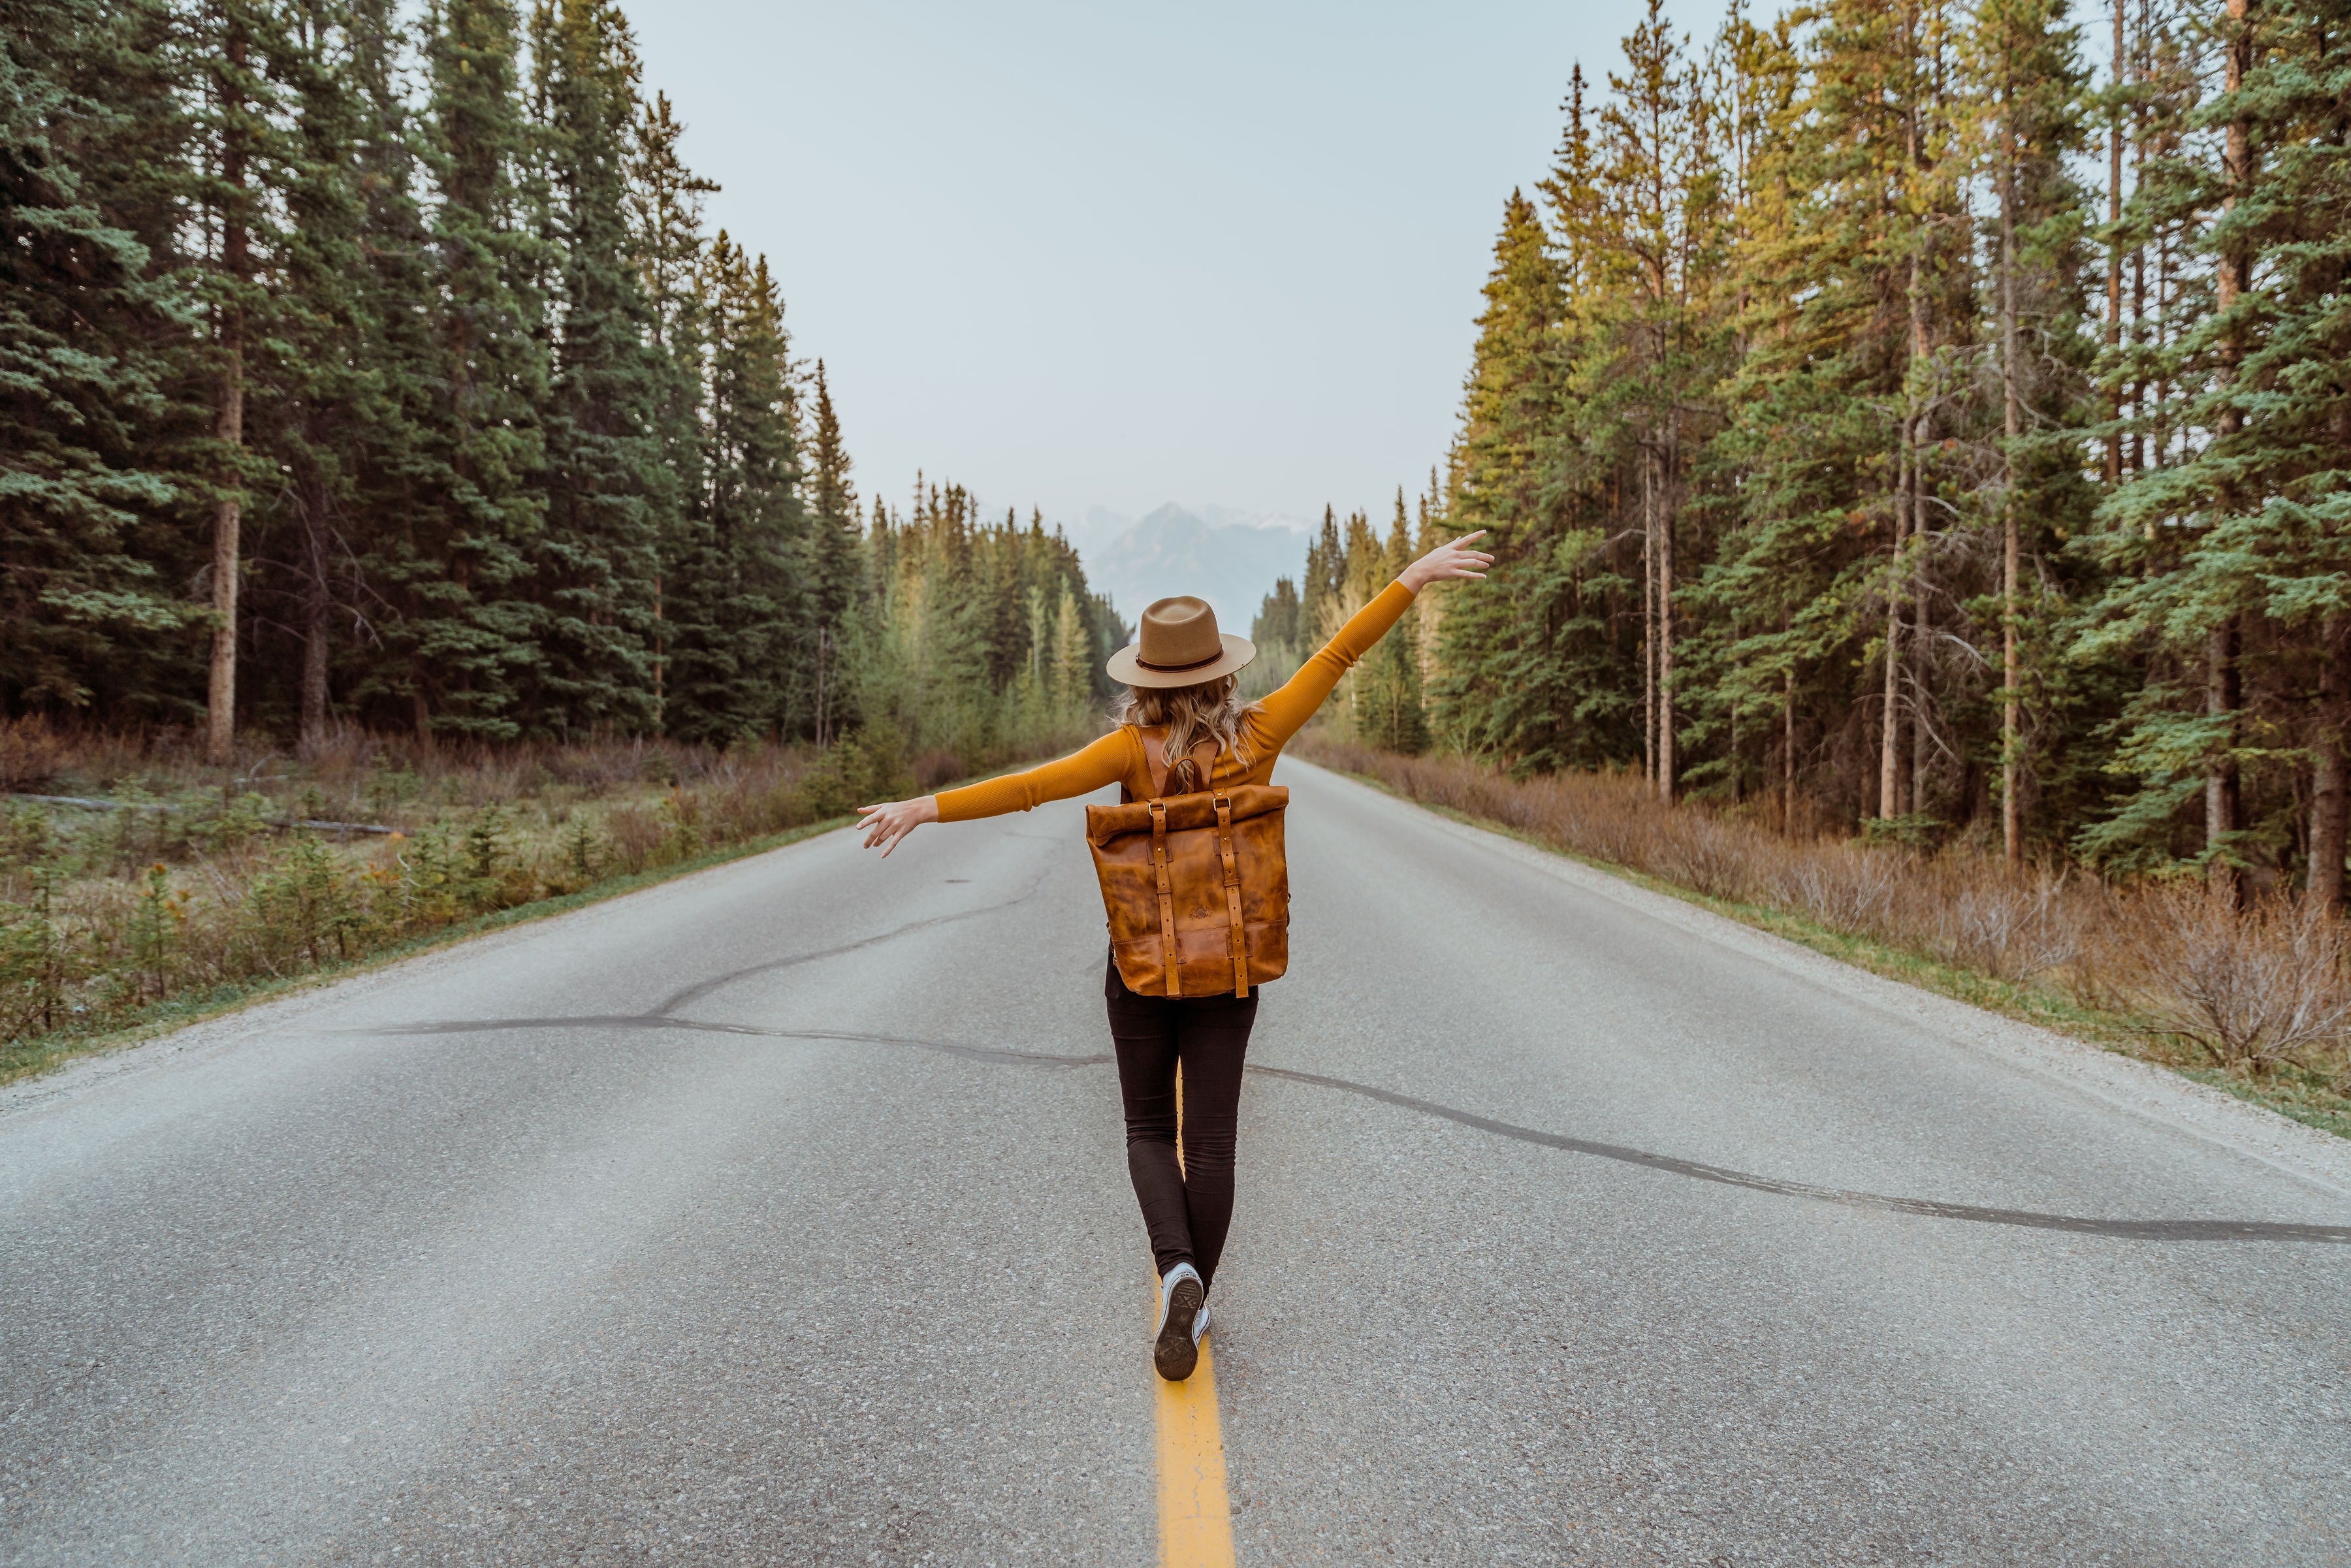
[1085,742,1289,998]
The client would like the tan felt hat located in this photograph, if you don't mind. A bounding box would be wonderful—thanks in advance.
[1106,596,1256,688]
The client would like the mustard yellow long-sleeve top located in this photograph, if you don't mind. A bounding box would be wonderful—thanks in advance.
[935,579,1418,822]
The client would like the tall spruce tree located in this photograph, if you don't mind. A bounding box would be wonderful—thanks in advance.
[1430,189,1582,765]
[627,88,713,730]
[2080,0,2351,891]
[673,234,799,743]
[0,0,200,718]
[804,361,861,746]
[526,0,663,737]
[374,0,546,744]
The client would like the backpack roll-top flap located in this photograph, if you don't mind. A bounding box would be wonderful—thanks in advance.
[1086,784,1290,998]
[1084,784,1287,846]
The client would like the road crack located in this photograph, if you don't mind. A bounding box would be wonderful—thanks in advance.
[355,1007,2348,1243]
[650,869,1055,1014]
[1249,1064,2351,1244]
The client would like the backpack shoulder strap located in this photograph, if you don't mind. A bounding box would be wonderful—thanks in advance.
[1139,727,1169,798]
[1136,728,1217,800]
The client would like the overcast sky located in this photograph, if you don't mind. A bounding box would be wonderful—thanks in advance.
[631,0,1731,532]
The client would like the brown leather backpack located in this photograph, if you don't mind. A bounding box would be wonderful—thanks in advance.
[1085,731,1289,998]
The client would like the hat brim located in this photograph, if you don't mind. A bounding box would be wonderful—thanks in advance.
[1106,633,1256,690]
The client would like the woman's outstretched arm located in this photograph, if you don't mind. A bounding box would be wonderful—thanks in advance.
[1250,532,1492,751]
[856,728,1135,856]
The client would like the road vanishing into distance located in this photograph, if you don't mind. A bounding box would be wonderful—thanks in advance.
[5,761,2350,1566]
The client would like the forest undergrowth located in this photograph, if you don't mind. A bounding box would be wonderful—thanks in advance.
[1297,735,2351,1140]
[0,715,1089,1083]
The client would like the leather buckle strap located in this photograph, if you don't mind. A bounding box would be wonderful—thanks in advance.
[1149,800,1180,998]
[1213,793,1247,999]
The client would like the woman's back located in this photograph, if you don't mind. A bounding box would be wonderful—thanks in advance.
[935,579,1422,822]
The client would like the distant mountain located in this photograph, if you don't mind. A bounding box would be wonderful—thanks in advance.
[1080,504,1311,634]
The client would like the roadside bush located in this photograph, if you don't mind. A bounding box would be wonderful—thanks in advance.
[803,727,914,820]
[0,716,62,791]
[2114,885,2351,1076]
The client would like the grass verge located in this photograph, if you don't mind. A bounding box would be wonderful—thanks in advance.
[1302,741,2351,1142]
[0,812,852,1088]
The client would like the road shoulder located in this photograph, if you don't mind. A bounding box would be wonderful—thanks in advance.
[1294,758,2351,1200]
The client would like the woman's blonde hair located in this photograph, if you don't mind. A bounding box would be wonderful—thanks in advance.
[1111,675,1256,794]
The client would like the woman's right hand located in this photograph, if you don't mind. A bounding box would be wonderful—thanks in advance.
[856,795,938,857]
[1400,532,1494,592]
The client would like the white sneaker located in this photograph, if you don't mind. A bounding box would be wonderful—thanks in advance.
[1153,1263,1206,1382]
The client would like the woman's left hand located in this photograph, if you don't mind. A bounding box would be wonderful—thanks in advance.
[1400,532,1495,592]
[856,795,938,857]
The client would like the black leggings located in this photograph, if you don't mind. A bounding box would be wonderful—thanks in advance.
[1105,952,1258,1293]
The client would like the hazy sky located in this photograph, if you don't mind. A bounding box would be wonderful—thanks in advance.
[632,0,1731,531]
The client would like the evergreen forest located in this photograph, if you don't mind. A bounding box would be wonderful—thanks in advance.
[2,0,1125,765]
[1260,0,2350,904]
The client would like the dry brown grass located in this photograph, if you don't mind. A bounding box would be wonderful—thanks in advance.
[1,714,1098,1070]
[1297,736,2351,1103]
[0,716,1040,1063]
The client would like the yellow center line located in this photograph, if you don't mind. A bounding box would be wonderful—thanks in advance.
[1153,1061,1236,1567]
[1153,1324,1234,1567]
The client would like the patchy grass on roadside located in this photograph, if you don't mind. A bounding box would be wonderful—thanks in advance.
[0,812,850,1087]
[2,717,1089,1086]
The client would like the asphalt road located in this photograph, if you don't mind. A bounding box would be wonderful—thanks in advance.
[5,760,2350,1566]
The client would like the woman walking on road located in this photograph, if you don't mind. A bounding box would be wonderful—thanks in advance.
[856,532,1492,1379]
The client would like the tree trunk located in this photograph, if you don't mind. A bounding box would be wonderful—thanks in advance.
[650,569,665,720]
[816,628,833,749]
[1657,432,1676,805]
[2105,0,2125,484]
[300,539,330,758]
[2204,0,2251,900]
[1911,437,1932,817]
[2000,82,2024,866]
[2130,0,2147,475]
[206,27,249,769]
[1783,667,1797,833]
[1883,219,1928,822]
[1906,101,1934,820]
[2311,614,2350,911]
[208,392,243,768]
[2131,133,2146,477]
[1879,442,1907,821]
[2206,618,2241,898]
[1645,461,1657,787]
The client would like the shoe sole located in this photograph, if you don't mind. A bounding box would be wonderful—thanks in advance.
[1155,1277,1203,1382]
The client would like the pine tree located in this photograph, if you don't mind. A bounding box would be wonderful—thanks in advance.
[526,0,664,736]
[804,362,861,746]
[1298,504,1345,646]
[329,0,439,746]
[1049,581,1090,718]
[195,1,294,763]
[0,0,201,717]
[673,234,799,743]
[1250,578,1302,650]
[1583,0,1734,799]
[255,1,383,756]
[2080,0,2351,891]
[1358,493,1429,753]
[628,88,716,731]
[1430,190,1576,762]
[374,0,546,744]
